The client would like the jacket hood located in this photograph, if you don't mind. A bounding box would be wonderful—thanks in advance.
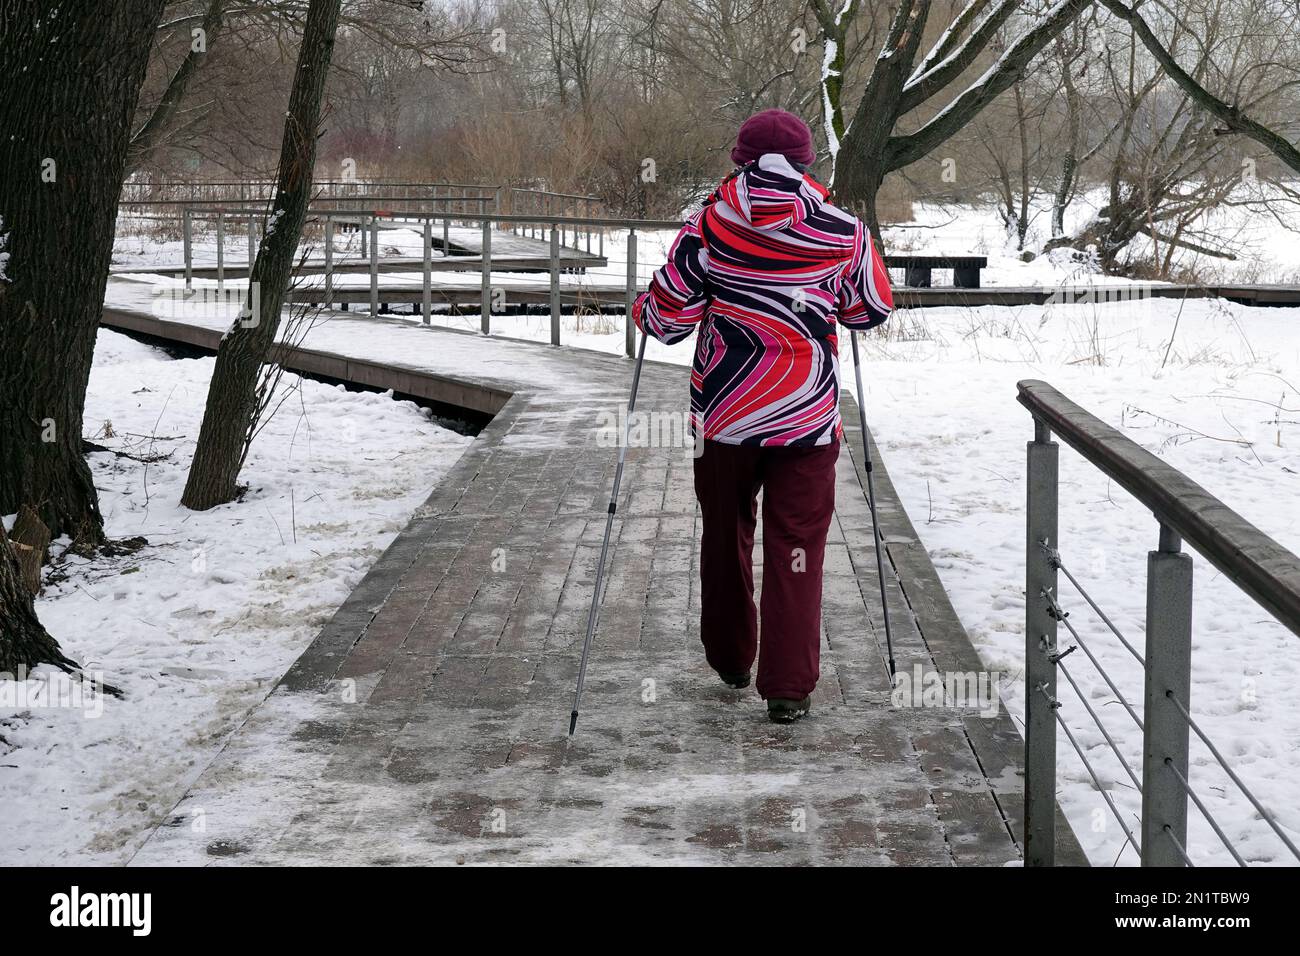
[711,152,830,231]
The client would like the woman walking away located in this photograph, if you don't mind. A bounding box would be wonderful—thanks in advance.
[633,108,894,724]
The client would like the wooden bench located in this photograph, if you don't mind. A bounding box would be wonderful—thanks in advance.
[886,254,987,289]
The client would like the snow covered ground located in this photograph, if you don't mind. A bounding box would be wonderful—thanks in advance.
[884,182,1300,287]
[72,195,1300,866]
[861,299,1299,866]
[0,331,473,864]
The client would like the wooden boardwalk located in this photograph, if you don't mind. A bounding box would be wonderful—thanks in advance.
[107,298,1087,865]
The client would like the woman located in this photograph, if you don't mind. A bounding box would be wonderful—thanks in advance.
[634,108,894,724]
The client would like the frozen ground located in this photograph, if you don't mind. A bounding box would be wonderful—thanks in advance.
[0,331,473,864]
[49,194,1300,866]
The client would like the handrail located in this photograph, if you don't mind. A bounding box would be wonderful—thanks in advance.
[179,206,683,230]
[1017,379,1300,637]
[121,179,499,190]
[120,196,496,207]
[510,187,599,202]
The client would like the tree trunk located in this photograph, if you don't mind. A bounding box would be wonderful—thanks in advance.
[0,1,166,544]
[833,0,930,240]
[834,0,1090,241]
[10,505,51,596]
[181,0,344,511]
[0,522,73,674]
[833,149,888,241]
[1052,43,1083,239]
[811,0,859,177]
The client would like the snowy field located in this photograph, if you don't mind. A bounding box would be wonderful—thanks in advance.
[0,332,473,864]
[39,194,1300,867]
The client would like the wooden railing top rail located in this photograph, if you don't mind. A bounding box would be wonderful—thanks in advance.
[121,195,496,207]
[1017,378,1300,636]
[175,206,683,230]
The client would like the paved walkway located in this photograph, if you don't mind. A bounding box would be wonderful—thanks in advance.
[107,289,1084,865]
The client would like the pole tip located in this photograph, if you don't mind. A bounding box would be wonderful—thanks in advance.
[568,711,578,736]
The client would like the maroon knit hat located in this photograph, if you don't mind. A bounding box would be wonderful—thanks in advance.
[730,108,815,167]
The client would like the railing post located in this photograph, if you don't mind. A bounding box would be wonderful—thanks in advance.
[1024,416,1059,866]
[422,218,432,326]
[359,210,367,258]
[625,228,638,358]
[549,226,561,346]
[369,214,379,317]
[183,207,193,293]
[480,219,492,335]
[323,216,334,305]
[1141,523,1194,866]
[216,210,225,292]
[443,214,449,256]
[247,214,256,269]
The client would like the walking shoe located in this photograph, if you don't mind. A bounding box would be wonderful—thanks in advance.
[717,670,751,689]
[766,696,812,723]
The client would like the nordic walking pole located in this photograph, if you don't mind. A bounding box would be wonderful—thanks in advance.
[570,329,649,735]
[849,330,896,681]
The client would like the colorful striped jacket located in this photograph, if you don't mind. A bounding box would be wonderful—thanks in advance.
[634,152,894,446]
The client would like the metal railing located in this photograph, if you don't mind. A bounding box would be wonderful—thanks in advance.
[505,188,606,255]
[1019,379,1300,867]
[121,180,606,244]
[121,178,503,206]
[173,206,680,357]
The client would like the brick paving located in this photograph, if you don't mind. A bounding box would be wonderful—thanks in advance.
[123,319,1084,866]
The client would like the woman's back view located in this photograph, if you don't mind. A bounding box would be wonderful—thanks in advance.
[635,109,894,722]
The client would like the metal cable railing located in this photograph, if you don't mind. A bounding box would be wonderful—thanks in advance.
[1019,380,1300,867]
[1041,587,1144,731]
[1165,691,1300,862]
[1048,546,1146,666]
[1162,824,1196,866]
[1164,757,1247,867]
[1054,653,1143,793]
[1038,683,1143,856]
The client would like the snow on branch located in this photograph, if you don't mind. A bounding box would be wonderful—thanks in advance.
[887,0,1090,170]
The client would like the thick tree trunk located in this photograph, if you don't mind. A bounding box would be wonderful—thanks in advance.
[181,0,344,511]
[0,522,73,674]
[10,505,51,596]
[833,0,930,239]
[833,150,888,240]
[0,0,166,543]
[811,0,859,177]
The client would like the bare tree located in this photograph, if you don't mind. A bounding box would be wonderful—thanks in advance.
[0,1,167,543]
[831,0,1094,237]
[127,0,229,175]
[182,0,344,510]
[127,0,482,178]
[0,0,166,668]
[1100,0,1300,173]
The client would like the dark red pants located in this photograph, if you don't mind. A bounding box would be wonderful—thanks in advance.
[693,438,839,700]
